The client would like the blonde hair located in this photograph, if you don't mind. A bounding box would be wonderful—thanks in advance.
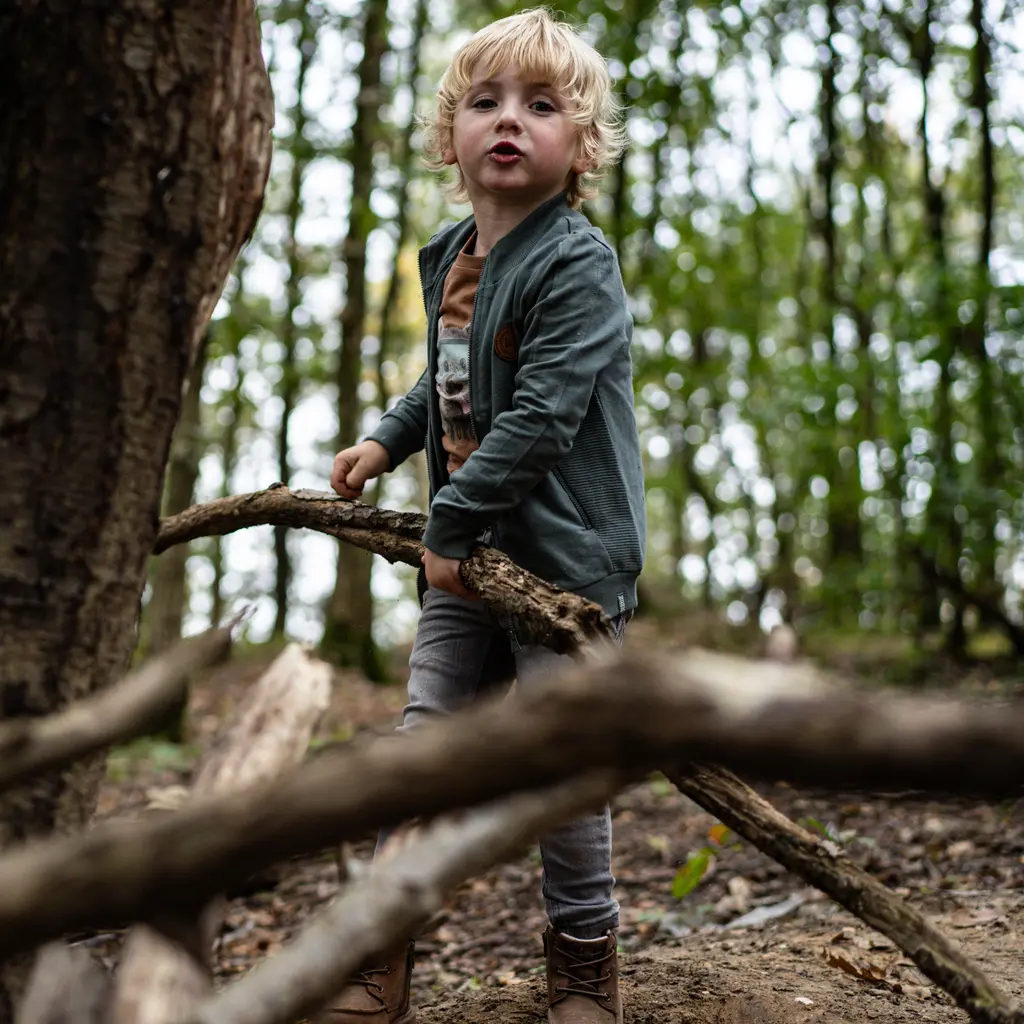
[422,8,625,209]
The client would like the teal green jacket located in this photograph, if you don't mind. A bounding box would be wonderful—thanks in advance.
[368,192,646,617]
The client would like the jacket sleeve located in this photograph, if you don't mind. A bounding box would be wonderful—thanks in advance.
[423,233,630,559]
[367,366,430,469]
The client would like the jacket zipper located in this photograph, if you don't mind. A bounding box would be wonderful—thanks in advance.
[465,248,487,444]
[553,468,593,530]
[418,248,444,497]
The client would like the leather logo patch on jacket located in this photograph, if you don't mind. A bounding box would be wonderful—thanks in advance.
[494,324,517,362]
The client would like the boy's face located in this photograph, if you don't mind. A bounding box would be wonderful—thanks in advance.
[444,64,590,209]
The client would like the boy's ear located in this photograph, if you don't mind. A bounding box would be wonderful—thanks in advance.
[571,130,595,175]
[442,140,459,166]
[571,152,593,175]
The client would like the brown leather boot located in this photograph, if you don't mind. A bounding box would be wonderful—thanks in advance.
[313,941,416,1024]
[543,927,622,1024]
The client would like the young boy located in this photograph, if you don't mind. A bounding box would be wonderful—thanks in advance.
[324,10,645,1023]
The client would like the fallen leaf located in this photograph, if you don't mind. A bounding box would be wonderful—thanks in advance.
[946,839,975,859]
[949,907,1002,928]
[822,947,888,983]
[647,834,670,854]
[726,892,805,930]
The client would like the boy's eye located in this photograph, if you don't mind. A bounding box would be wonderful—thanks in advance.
[472,97,497,109]
[530,99,556,113]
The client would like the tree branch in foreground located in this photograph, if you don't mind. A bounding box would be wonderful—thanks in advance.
[190,773,622,1024]
[0,650,1023,958]
[0,625,233,793]
[156,488,612,653]
[669,764,1019,1024]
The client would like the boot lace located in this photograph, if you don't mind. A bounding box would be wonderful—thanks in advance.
[320,965,391,1017]
[554,941,615,1008]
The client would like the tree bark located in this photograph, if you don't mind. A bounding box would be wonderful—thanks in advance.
[0,0,272,1015]
[322,0,390,680]
[110,643,331,1024]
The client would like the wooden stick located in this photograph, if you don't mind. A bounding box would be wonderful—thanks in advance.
[668,763,1022,1024]
[0,651,1022,958]
[156,488,612,652]
[190,773,623,1024]
[109,644,332,1024]
[0,625,233,792]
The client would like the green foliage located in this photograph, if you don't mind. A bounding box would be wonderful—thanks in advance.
[165,0,1024,668]
[672,823,741,900]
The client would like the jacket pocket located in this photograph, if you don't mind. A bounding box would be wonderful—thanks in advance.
[553,468,593,530]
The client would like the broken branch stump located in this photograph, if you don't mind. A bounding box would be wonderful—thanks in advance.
[109,643,331,1024]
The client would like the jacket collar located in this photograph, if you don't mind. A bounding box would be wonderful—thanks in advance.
[419,191,575,290]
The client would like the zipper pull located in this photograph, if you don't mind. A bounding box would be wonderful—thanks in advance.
[507,625,522,654]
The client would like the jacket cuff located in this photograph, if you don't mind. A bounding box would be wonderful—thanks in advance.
[422,506,480,560]
[366,415,418,471]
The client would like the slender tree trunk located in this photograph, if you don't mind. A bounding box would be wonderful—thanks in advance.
[323,0,390,680]
[367,0,428,510]
[0,0,272,1016]
[968,0,1001,597]
[144,333,211,659]
[916,0,964,654]
[816,0,862,620]
[211,355,246,630]
[273,9,318,639]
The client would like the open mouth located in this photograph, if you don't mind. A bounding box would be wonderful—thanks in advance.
[489,141,523,162]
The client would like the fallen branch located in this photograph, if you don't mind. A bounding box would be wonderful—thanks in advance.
[0,624,233,792]
[156,487,611,653]
[1,650,1024,957]
[16,944,110,1024]
[110,644,332,1024]
[668,764,1020,1024]
[190,772,623,1024]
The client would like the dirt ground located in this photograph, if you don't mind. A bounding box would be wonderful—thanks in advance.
[92,641,1024,1024]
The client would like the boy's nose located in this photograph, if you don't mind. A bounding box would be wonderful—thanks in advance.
[493,104,523,133]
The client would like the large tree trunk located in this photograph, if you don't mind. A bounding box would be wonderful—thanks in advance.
[0,0,272,1016]
[322,0,390,680]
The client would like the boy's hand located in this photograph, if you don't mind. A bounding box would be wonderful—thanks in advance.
[422,547,476,600]
[331,440,390,498]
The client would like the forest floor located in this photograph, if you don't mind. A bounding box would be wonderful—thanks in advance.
[92,623,1024,1024]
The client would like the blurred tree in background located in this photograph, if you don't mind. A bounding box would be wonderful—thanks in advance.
[145,0,1024,674]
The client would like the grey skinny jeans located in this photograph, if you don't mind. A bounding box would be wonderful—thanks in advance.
[382,585,626,939]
